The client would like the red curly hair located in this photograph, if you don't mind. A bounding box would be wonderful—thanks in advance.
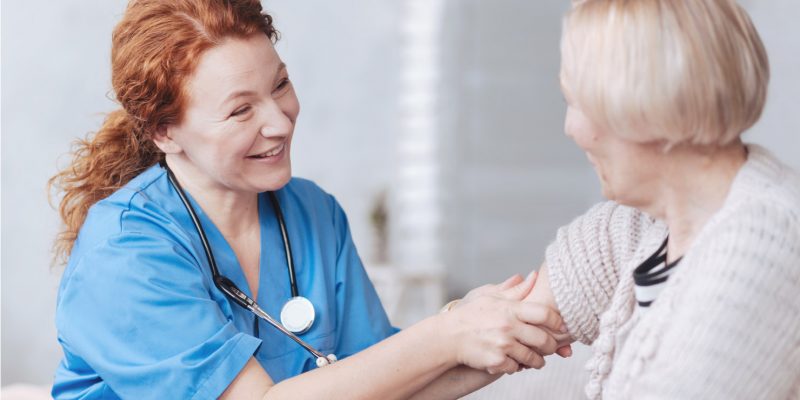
[49,0,279,264]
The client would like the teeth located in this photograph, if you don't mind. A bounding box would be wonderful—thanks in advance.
[254,143,284,158]
[267,143,284,156]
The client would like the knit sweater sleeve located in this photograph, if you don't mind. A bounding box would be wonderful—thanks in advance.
[630,203,800,399]
[545,201,653,344]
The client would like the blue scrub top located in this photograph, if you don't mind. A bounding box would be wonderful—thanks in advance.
[52,164,398,399]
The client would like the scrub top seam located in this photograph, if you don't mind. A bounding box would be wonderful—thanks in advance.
[327,193,343,257]
[115,167,167,236]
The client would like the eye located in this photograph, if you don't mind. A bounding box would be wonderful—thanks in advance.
[230,105,252,118]
[274,77,291,92]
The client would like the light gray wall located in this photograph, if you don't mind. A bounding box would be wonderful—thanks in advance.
[746,2,800,162]
[439,0,599,297]
[2,1,127,387]
[2,0,798,388]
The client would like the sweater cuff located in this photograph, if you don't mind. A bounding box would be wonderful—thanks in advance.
[546,240,600,345]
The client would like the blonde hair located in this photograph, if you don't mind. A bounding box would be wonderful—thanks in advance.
[560,0,769,146]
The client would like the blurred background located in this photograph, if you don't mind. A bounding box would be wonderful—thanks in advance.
[2,0,798,397]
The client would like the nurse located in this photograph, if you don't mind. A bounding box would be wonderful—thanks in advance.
[49,0,567,398]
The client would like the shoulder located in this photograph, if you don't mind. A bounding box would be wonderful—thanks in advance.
[279,177,345,221]
[66,165,198,280]
[734,144,800,220]
[56,230,204,336]
[282,176,337,206]
[694,145,800,262]
[556,201,659,257]
[283,176,330,197]
[687,149,800,281]
[722,145,799,237]
[278,178,357,256]
[573,201,656,233]
[700,197,799,272]
[78,164,169,232]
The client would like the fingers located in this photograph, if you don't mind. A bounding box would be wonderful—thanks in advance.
[505,341,547,370]
[464,276,516,301]
[486,356,521,375]
[551,330,573,345]
[556,344,573,358]
[515,302,563,332]
[511,322,559,356]
[500,271,538,300]
[497,274,524,290]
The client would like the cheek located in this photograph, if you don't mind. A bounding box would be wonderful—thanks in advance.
[284,93,300,125]
[187,129,249,170]
[565,107,597,151]
[596,143,647,197]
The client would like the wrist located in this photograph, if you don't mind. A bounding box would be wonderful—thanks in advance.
[427,312,461,368]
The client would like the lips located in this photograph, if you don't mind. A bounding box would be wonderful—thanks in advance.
[248,142,286,159]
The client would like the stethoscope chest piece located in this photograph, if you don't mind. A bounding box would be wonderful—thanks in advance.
[280,296,315,334]
[163,161,335,366]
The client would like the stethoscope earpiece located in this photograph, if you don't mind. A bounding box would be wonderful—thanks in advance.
[316,354,338,368]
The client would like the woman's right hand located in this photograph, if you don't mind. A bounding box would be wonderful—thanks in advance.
[437,272,565,375]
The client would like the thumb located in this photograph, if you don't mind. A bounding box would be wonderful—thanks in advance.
[501,271,538,300]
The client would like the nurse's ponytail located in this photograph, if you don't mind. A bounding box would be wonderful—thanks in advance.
[49,109,161,264]
[49,0,279,264]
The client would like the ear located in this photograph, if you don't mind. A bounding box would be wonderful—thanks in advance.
[152,124,183,154]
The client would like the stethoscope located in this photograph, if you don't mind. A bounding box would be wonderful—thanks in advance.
[161,161,337,367]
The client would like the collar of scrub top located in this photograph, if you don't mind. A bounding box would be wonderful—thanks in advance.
[159,160,337,367]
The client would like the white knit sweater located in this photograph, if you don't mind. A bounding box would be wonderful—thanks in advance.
[545,144,800,399]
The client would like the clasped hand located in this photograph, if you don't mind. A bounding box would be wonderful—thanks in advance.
[439,272,572,375]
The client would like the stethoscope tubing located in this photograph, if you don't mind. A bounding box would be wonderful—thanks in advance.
[267,192,299,298]
[249,301,328,359]
[161,161,335,366]
[166,162,223,277]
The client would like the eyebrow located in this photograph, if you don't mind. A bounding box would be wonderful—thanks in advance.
[219,63,287,106]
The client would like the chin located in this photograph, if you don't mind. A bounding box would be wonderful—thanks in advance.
[598,175,620,202]
[594,169,612,199]
[602,183,644,208]
[258,168,292,192]
[600,186,615,201]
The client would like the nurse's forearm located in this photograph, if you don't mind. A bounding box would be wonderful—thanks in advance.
[263,315,457,400]
[407,365,501,400]
[408,265,574,399]
[223,273,564,400]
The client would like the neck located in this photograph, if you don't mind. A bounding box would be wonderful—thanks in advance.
[165,155,259,239]
[643,141,747,262]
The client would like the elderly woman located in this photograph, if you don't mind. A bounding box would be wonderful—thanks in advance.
[523,0,800,398]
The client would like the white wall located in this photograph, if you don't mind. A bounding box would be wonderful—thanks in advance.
[2,0,798,389]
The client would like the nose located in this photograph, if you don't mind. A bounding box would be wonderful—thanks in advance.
[259,100,294,138]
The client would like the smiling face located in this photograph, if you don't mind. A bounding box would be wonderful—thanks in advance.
[157,33,299,194]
